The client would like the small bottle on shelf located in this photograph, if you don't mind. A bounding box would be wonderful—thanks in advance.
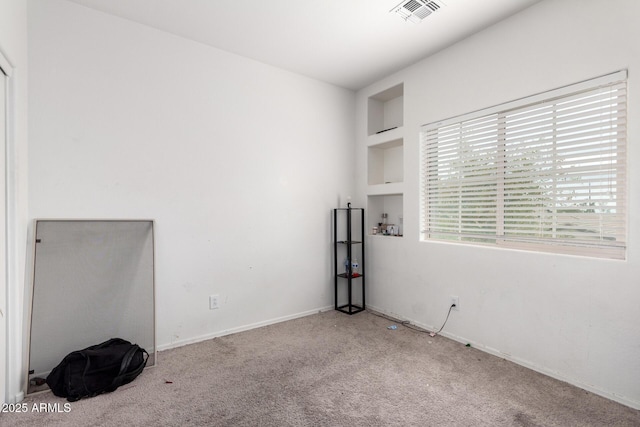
[351,257,359,276]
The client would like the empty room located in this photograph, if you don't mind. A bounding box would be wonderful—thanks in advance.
[1,0,639,425]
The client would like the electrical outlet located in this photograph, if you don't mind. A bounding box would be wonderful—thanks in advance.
[450,295,459,310]
[209,294,220,310]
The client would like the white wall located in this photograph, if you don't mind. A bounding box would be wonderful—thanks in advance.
[0,0,29,404]
[28,0,355,353]
[357,0,640,409]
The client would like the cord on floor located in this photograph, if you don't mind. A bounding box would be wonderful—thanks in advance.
[366,304,456,337]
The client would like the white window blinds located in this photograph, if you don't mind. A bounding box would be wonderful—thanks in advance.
[420,71,627,259]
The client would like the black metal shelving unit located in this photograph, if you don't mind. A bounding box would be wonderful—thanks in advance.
[333,204,365,314]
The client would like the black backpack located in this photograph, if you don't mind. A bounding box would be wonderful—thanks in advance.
[46,338,148,402]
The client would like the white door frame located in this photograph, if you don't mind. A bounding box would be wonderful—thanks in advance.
[0,47,21,404]
[0,51,10,405]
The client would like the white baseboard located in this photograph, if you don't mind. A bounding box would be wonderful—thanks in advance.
[364,304,640,410]
[156,305,334,352]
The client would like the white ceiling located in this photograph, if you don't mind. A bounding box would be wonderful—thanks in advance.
[67,0,541,90]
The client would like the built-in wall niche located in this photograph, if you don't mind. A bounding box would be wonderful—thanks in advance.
[368,137,403,185]
[367,83,403,136]
[368,194,403,237]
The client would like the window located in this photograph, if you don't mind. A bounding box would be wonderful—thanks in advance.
[420,71,627,259]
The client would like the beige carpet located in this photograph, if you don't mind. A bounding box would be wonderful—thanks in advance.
[2,310,639,426]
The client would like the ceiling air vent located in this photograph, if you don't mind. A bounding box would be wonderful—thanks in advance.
[391,0,446,23]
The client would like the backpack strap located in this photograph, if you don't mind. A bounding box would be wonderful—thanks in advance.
[67,351,92,402]
[109,345,148,390]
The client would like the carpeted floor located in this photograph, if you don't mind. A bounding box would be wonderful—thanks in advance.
[2,310,639,426]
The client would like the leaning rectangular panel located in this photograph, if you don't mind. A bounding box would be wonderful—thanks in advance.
[27,220,156,395]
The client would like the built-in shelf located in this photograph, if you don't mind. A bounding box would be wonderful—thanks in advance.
[367,194,403,237]
[367,84,404,136]
[366,83,405,235]
[367,126,403,146]
[367,182,404,196]
[368,137,403,186]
